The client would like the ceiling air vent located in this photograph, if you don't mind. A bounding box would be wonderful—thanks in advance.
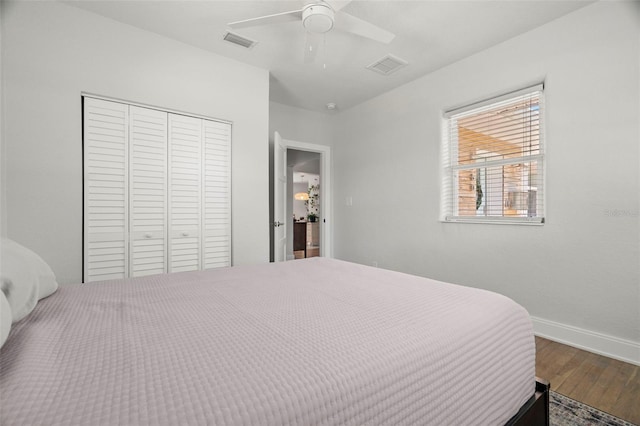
[223,31,258,49]
[366,54,408,76]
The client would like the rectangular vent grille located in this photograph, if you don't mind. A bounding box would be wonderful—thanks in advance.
[366,54,408,75]
[223,32,257,49]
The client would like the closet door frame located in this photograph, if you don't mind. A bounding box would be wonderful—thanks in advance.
[82,93,232,282]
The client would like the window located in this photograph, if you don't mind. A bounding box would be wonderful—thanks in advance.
[442,84,544,224]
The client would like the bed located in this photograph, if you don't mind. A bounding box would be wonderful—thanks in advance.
[1,243,548,425]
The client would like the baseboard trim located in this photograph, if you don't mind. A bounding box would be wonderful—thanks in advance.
[531,316,640,366]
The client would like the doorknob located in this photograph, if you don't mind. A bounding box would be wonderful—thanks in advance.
[273,221,284,228]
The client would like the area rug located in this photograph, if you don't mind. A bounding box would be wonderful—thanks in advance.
[550,391,637,426]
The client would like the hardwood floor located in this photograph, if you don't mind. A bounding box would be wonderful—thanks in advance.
[535,336,640,425]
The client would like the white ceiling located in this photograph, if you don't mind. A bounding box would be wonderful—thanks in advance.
[66,0,593,113]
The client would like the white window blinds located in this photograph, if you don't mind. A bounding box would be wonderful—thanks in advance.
[442,84,545,224]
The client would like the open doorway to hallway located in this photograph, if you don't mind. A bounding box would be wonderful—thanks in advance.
[288,149,321,260]
[271,132,331,263]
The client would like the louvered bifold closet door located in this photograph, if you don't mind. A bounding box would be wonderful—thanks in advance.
[168,114,202,272]
[203,120,232,268]
[129,106,168,277]
[83,98,129,282]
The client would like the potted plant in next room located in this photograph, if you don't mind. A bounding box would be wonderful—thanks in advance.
[305,184,320,222]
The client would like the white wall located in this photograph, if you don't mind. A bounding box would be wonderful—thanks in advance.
[332,1,639,361]
[1,1,270,284]
[269,102,335,148]
[0,3,5,237]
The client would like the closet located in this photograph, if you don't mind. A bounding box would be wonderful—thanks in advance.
[83,97,231,282]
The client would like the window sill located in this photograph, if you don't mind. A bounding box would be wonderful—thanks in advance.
[442,216,545,226]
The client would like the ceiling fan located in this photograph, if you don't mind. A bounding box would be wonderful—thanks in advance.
[228,0,395,63]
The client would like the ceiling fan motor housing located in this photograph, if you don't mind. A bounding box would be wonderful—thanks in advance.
[302,3,335,34]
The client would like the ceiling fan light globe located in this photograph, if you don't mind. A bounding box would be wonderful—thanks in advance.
[302,4,335,34]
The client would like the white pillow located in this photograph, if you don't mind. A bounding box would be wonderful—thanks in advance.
[0,238,58,323]
[0,289,12,348]
[23,245,58,300]
[0,260,39,323]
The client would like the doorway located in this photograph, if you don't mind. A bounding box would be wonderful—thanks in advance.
[271,132,331,262]
[289,151,320,260]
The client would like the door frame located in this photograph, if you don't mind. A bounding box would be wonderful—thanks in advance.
[273,134,332,260]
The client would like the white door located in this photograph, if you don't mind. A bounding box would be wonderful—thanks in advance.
[83,98,129,282]
[168,113,202,272]
[129,106,168,277]
[202,120,232,269]
[273,132,287,262]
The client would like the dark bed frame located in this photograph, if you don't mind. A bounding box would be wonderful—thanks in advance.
[505,378,550,426]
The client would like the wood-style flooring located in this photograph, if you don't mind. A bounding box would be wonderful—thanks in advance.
[535,336,640,425]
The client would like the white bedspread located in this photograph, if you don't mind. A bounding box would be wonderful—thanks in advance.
[0,258,535,425]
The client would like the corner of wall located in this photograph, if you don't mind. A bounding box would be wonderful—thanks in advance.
[0,1,6,237]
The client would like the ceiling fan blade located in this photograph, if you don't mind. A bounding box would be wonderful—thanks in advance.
[326,0,352,12]
[228,9,303,30]
[303,33,320,64]
[334,11,395,44]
